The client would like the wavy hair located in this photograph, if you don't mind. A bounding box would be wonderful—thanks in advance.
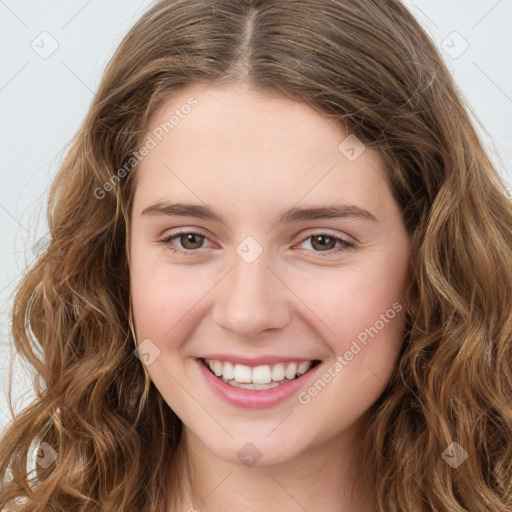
[1,0,511,510]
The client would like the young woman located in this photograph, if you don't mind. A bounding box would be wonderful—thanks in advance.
[1,1,511,511]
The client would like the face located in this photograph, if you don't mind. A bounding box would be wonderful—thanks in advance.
[129,83,411,466]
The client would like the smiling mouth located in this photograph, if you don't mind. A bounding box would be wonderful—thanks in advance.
[200,357,322,390]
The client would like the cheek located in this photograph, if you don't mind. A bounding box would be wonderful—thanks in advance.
[294,265,406,334]
[289,250,408,366]
[293,268,407,431]
[130,252,214,344]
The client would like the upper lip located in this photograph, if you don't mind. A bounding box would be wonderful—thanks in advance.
[199,354,321,367]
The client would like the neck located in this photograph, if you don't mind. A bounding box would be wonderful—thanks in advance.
[166,412,378,512]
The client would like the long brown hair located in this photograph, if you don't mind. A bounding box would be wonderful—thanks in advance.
[1,1,511,510]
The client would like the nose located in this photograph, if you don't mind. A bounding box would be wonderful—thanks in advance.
[211,253,292,338]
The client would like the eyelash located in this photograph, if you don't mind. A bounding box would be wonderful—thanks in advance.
[159,230,355,257]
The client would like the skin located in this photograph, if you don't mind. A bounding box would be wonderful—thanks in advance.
[129,82,412,512]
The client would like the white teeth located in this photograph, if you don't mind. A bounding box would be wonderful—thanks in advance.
[228,381,281,390]
[223,361,234,380]
[252,365,272,384]
[271,363,285,381]
[233,364,252,383]
[204,359,316,386]
[212,360,223,376]
[297,361,310,376]
[284,362,297,380]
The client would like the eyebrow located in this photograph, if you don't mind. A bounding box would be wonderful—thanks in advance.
[141,201,377,224]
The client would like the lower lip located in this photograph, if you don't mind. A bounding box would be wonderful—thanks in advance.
[196,358,321,409]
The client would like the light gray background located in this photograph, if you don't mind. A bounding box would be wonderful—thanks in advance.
[1,0,511,431]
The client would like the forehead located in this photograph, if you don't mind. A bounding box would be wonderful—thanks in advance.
[133,83,395,222]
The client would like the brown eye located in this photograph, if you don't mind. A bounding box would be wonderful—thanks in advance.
[160,231,214,256]
[178,233,205,249]
[310,234,337,251]
[297,233,355,254]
